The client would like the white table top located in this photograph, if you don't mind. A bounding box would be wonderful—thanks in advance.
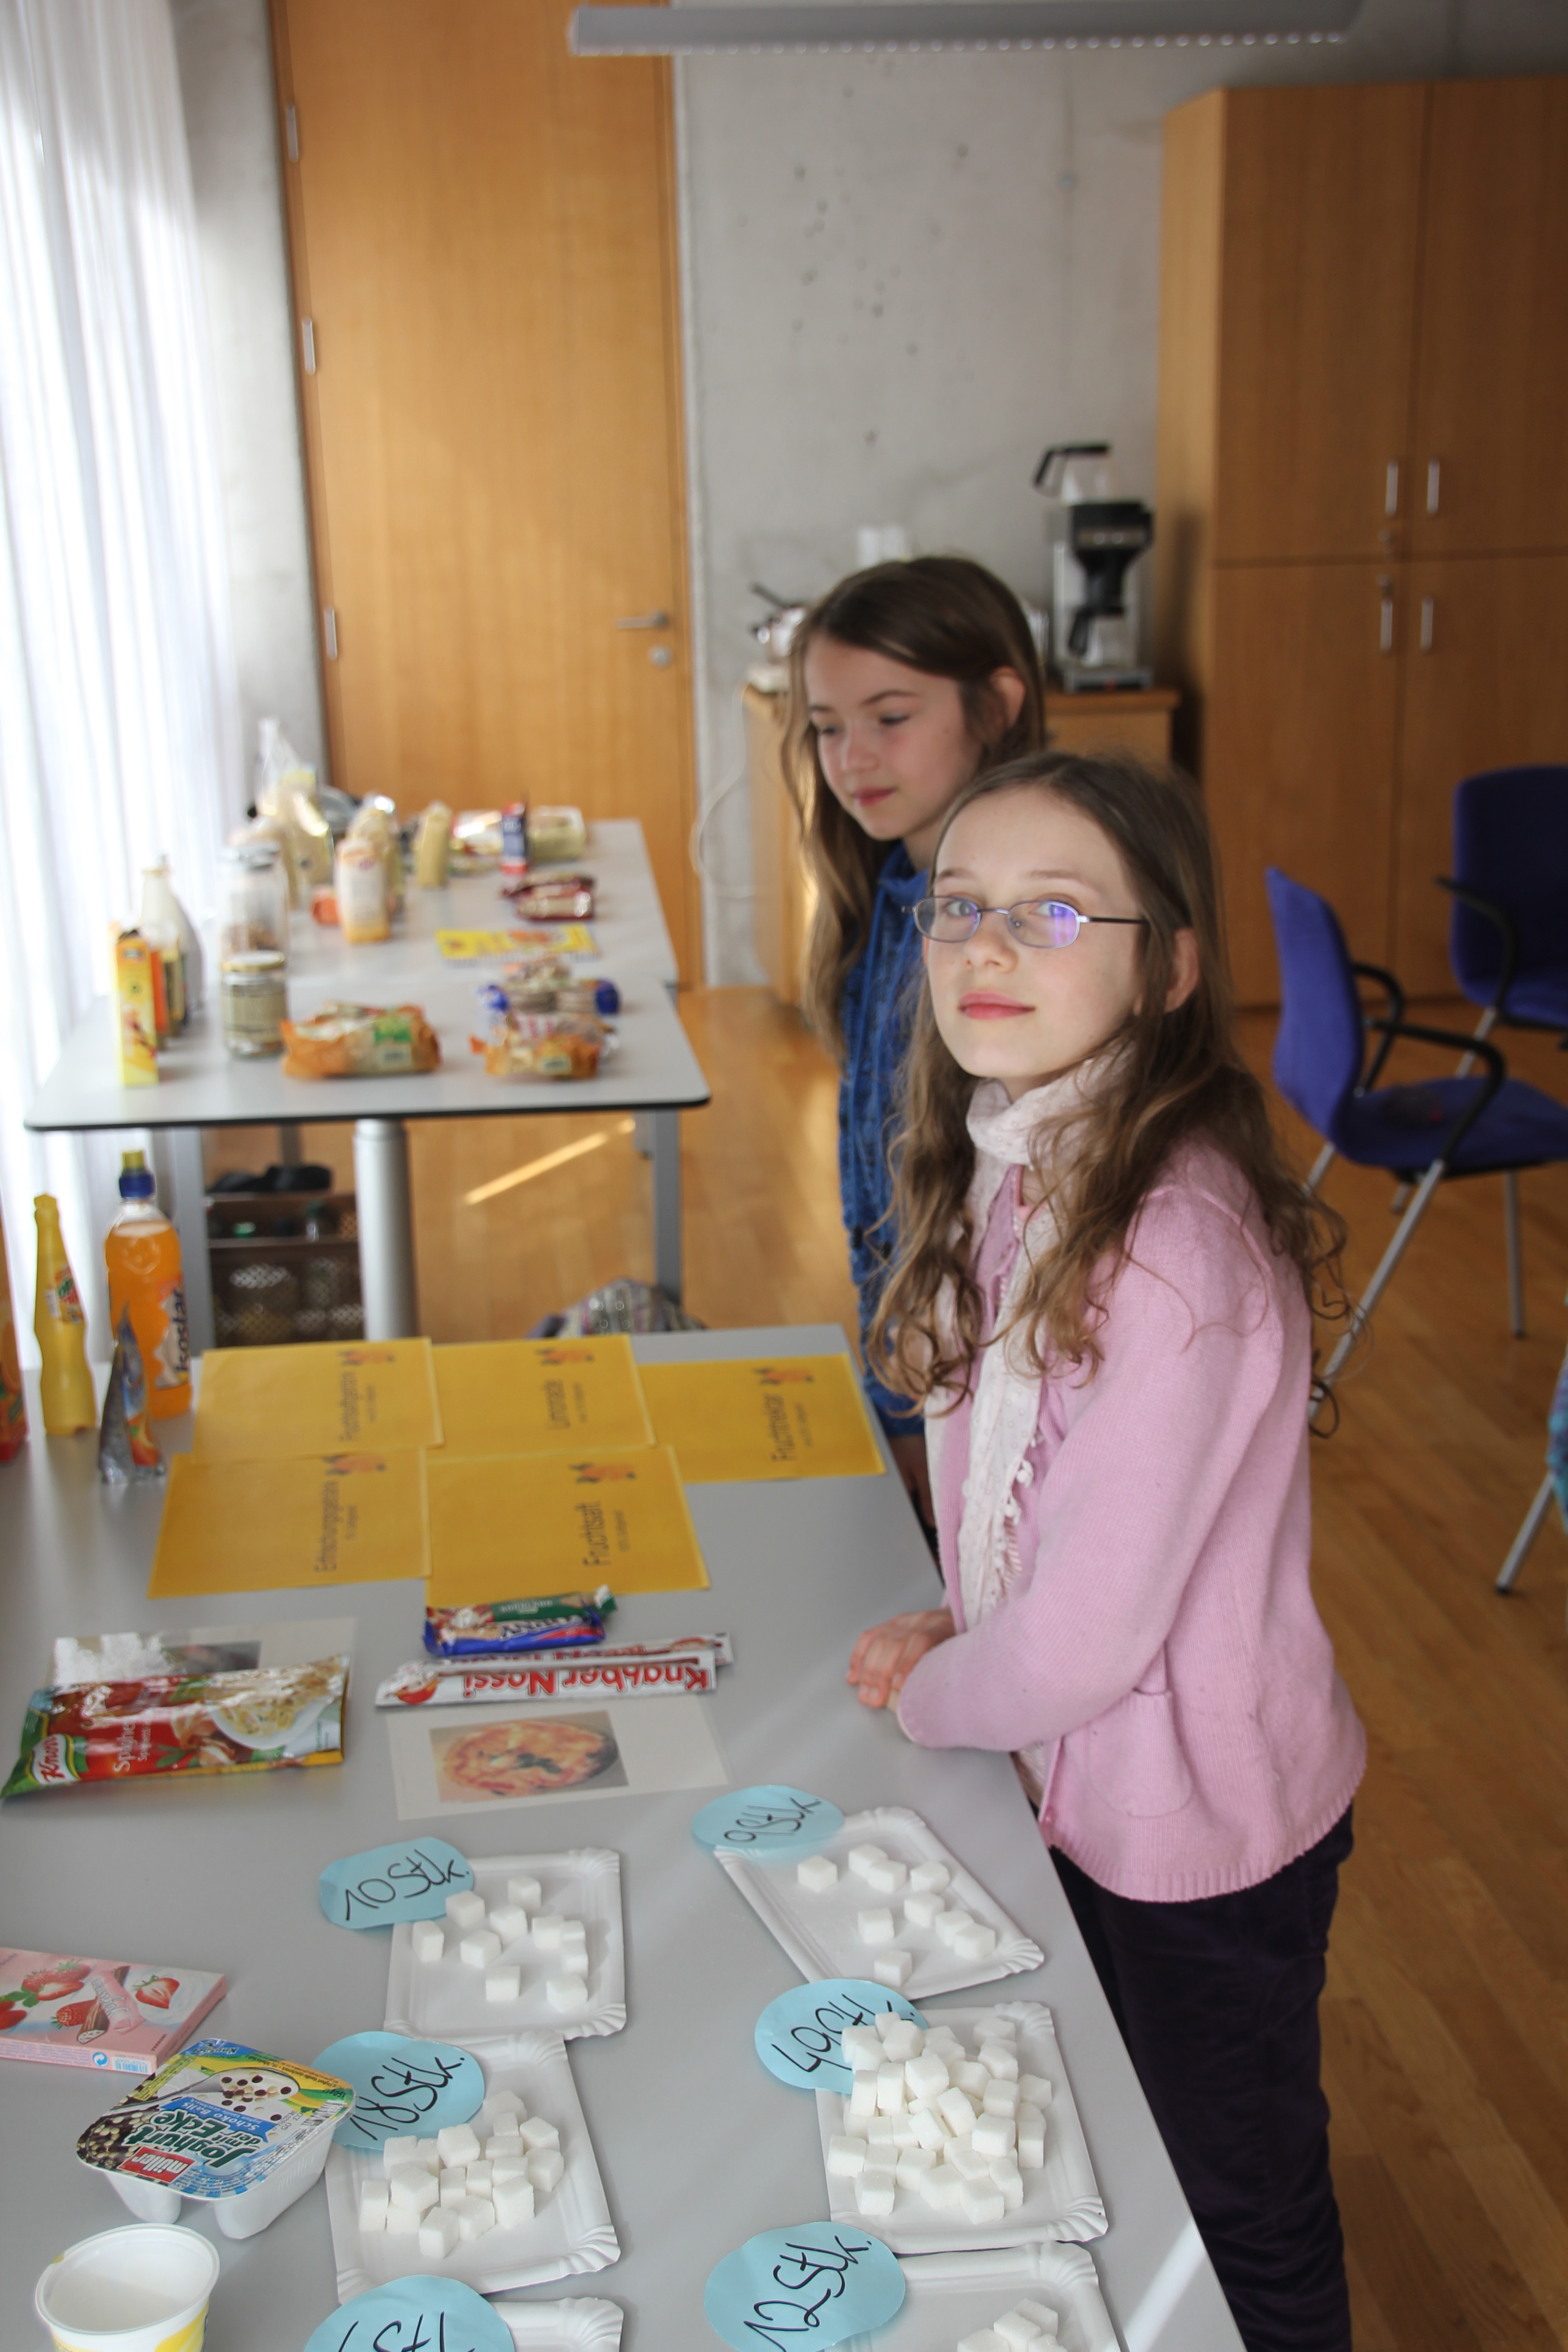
[0,1327,1239,2352]
[24,821,705,1134]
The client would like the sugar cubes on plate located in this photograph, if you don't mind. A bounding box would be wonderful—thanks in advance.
[832,2012,1049,2225]
[956,2302,1062,2352]
[798,1852,839,1892]
[411,1920,444,1964]
[376,2093,564,2256]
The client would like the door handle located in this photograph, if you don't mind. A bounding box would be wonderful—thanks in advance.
[1426,459,1441,515]
[1378,576,1394,654]
[1385,460,1400,517]
[614,611,670,631]
[1420,597,1434,653]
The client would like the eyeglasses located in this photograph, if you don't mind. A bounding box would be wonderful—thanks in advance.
[913,895,1151,949]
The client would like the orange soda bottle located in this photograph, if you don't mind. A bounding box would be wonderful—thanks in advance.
[104,1151,191,1419]
[33,1195,98,1435]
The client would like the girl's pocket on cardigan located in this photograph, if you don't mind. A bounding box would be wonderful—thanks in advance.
[1085,1686,1195,1818]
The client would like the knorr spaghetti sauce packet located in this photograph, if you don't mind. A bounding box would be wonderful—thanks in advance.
[2,1656,348,1796]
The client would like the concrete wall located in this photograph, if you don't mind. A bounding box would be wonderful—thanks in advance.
[166,0,1568,977]
[171,0,326,791]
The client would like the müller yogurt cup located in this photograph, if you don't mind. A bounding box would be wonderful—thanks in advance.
[74,2038,354,2240]
[35,2224,220,2352]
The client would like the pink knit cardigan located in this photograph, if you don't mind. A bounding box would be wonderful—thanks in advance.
[896,1103,1366,1902]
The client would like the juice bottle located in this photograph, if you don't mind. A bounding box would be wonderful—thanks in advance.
[33,1195,97,1435]
[0,1198,27,1459]
[104,1152,191,1419]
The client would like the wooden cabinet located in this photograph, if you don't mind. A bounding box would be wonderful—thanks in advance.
[1158,75,1568,1004]
[1044,689,1177,762]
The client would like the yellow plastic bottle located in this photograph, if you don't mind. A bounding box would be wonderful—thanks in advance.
[0,1198,28,1460]
[33,1195,97,1435]
[104,1151,191,1419]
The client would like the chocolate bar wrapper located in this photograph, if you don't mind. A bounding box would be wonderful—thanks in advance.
[424,1588,615,1658]
[378,1633,730,1707]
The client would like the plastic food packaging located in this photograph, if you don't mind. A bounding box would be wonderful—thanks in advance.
[76,2039,354,2240]
[335,837,390,944]
[281,1003,440,1079]
[473,1014,605,1081]
[255,718,333,902]
[500,872,596,920]
[527,804,589,863]
[109,930,159,1086]
[0,1196,27,1461]
[425,1588,616,1658]
[97,1309,163,1485]
[413,799,453,887]
[345,800,405,916]
[34,2222,220,2352]
[500,799,529,876]
[33,1195,97,1436]
[2,1654,348,1797]
[0,1950,226,2077]
[380,1632,730,1708]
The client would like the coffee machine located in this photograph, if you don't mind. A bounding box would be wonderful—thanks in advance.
[1034,443,1155,691]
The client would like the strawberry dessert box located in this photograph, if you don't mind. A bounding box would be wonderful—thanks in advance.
[0,1951,225,2078]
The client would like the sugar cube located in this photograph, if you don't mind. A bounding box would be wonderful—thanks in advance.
[492,2156,531,2188]
[415,2138,441,2172]
[385,2202,421,2235]
[855,2165,897,2217]
[948,2141,990,2184]
[891,2113,919,2149]
[506,1873,543,1909]
[934,1908,974,1947]
[827,2135,866,2177]
[848,2074,879,2119]
[485,1965,521,2003]
[797,1852,839,1892]
[842,2112,869,2141]
[872,1945,913,1988]
[466,2160,493,2195]
[388,2163,438,2215]
[410,1920,444,1964]
[990,2154,1025,2213]
[847,1843,887,1880]
[547,1973,589,2012]
[896,2146,936,2183]
[419,2206,461,2258]
[972,2114,1015,2159]
[875,2062,906,2114]
[494,2176,535,2229]
[521,2117,561,2152]
[1013,2302,1059,2333]
[979,2039,1018,2081]
[1017,2107,1046,2170]
[531,1913,565,1950]
[488,1903,529,1943]
[381,2136,418,2176]
[907,2102,947,2150]
[960,2179,1006,2227]
[903,1889,943,1930]
[983,2081,1020,2117]
[919,2163,962,2208]
[559,1913,586,1943]
[956,2333,1007,2352]
[558,1946,590,1981]
[439,2173,468,2208]
[906,2052,950,2103]
[924,2025,965,2055]
[864,1857,908,1896]
[955,2061,991,2097]
[486,2132,522,2159]
[995,2305,1044,2346]
[841,2026,882,2072]
[880,2019,921,2062]
[954,1922,998,1964]
[971,2011,1015,2042]
[437,2123,481,2166]
[358,2180,390,2230]
[909,1860,950,1895]
[1017,2073,1053,2109]
[937,2087,976,2136]
[460,1929,501,1969]
[527,2147,566,2193]
[858,1908,896,1946]
[455,2194,496,2241]
[486,2087,525,2119]
[446,1889,486,1931]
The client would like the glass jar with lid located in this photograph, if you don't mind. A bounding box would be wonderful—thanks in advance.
[220,951,288,1058]
[218,843,289,961]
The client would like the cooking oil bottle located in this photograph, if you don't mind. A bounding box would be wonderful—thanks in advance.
[104,1151,191,1418]
[33,1195,97,1435]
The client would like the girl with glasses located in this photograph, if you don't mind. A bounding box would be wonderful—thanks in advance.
[848,749,1363,2352]
[786,557,1044,1536]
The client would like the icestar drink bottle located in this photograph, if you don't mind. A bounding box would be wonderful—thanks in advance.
[104,1150,191,1418]
[33,1195,97,1435]
[0,1197,27,1459]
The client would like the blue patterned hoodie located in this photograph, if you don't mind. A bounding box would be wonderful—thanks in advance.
[837,844,929,1435]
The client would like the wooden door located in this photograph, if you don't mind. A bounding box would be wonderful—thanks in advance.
[1203,564,1402,1004]
[1210,83,1427,563]
[1410,78,1568,559]
[271,0,701,978]
[1392,554,1568,994]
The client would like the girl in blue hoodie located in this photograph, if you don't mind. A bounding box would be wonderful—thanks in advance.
[786,557,1044,1529]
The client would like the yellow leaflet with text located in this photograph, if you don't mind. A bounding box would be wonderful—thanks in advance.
[149,1450,429,1596]
[432,1337,653,1458]
[424,1446,708,1605]
[192,1340,443,1462]
[435,926,597,961]
[638,1354,885,1483]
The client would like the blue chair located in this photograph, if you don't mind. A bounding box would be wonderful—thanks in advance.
[1266,868,1568,1420]
[1441,765,1568,1050]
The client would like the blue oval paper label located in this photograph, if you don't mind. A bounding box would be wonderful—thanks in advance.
[313,2031,484,2153]
[755,1979,925,2093]
[304,2275,512,2352]
[318,1837,473,1930]
[691,1785,843,1858]
[705,2223,905,2352]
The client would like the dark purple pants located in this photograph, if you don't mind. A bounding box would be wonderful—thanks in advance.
[1053,1808,1354,2352]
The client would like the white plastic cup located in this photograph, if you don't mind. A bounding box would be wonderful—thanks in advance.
[34,2225,220,2352]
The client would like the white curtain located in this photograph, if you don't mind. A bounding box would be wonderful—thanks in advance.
[0,0,241,1360]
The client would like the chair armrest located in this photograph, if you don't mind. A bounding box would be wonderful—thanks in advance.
[1352,960,1408,1089]
[1436,875,1520,1008]
[1364,1016,1507,1166]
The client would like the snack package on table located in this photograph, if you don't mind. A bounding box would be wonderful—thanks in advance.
[379,1632,731,1707]
[281,1002,440,1078]
[525,804,589,863]
[2,1656,348,1795]
[0,1950,226,2075]
[500,872,596,920]
[478,953,619,1019]
[425,1590,615,1658]
[472,1013,608,1082]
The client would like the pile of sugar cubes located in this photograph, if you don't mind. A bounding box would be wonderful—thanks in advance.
[825,2007,1051,2227]
[357,2090,564,2258]
[407,1876,592,2015]
[954,2302,1063,2352]
[796,1845,997,1989]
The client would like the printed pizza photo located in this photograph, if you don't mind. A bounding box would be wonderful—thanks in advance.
[431,1711,623,1803]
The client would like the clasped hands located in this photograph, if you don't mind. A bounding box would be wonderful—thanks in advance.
[846,1607,955,1711]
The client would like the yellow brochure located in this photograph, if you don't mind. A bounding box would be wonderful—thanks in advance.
[433,1337,654,1457]
[639,1353,886,1483]
[193,1339,443,1462]
[149,1450,429,1596]
[425,1446,708,1605]
[436,926,597,960]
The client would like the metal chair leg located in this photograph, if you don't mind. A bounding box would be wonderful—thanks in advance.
[1455,1002,1498,1081]
[1309,1159,1448,1423]
[1496,1471,1556,1593]
[1504,1170,1525,1336]
[1304,1141,1337,1195]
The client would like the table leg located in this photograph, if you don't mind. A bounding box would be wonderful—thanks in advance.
[353,1117,420,1338]
[649,1107,681,1302]
[149,1128,215,1357]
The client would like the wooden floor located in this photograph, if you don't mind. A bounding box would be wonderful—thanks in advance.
[207,987,1568,2349]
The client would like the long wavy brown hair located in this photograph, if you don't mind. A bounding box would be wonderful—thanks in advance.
[784,556,1045,1058]
[868,750,1346,1404]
